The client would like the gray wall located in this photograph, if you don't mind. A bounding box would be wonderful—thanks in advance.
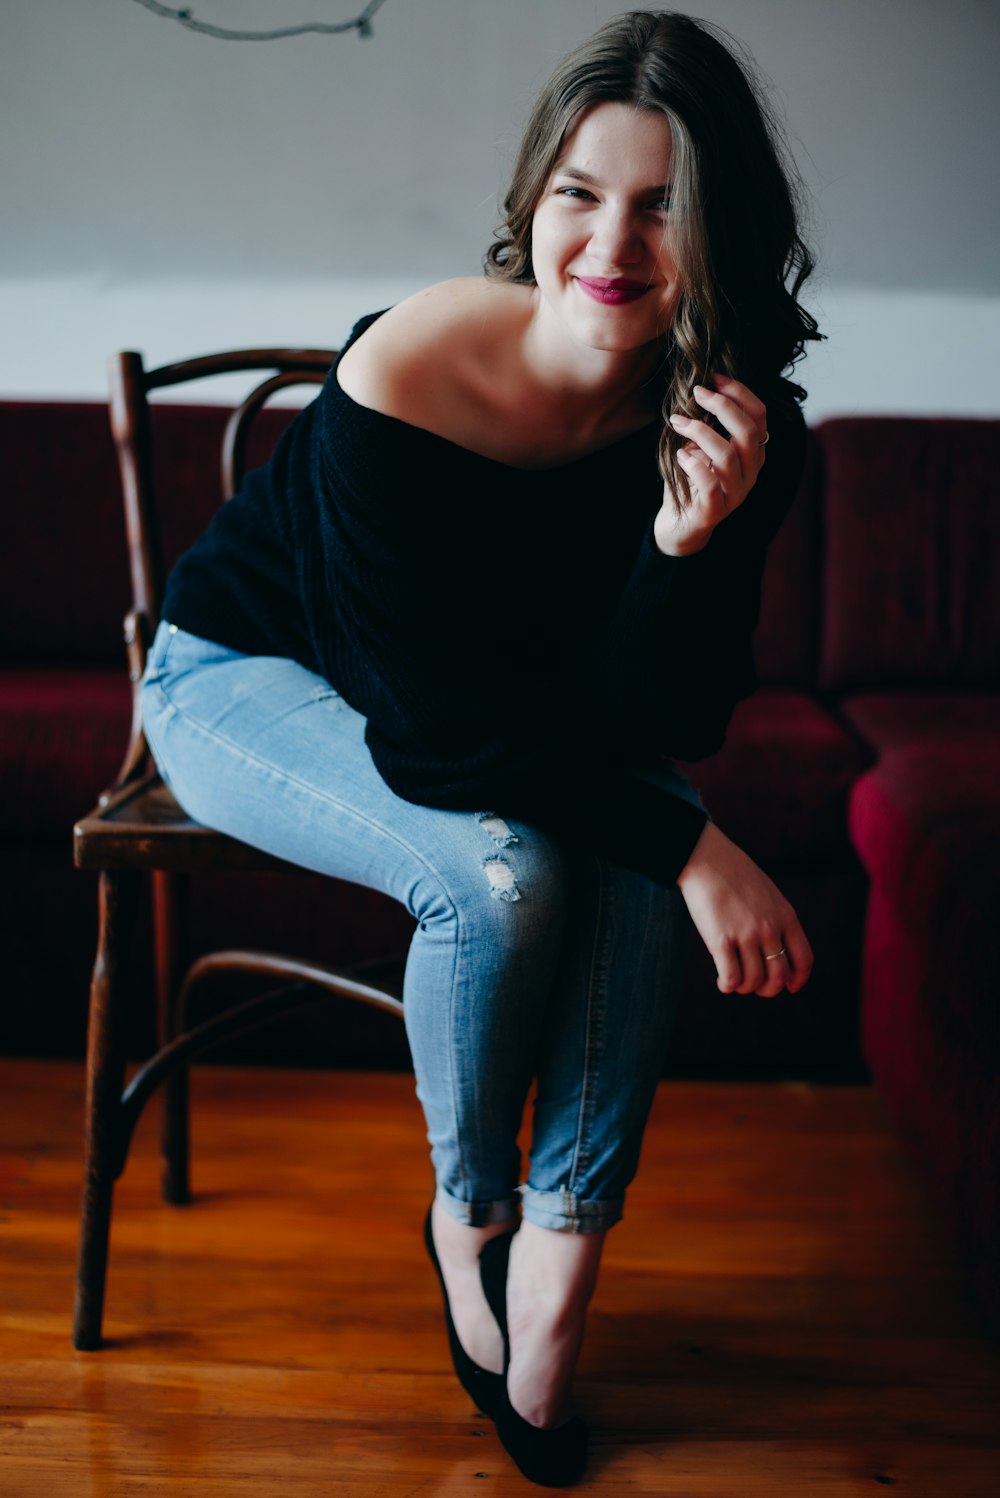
[3,0,999,412]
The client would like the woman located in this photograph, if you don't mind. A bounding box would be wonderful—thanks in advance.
[141,10,820,1486]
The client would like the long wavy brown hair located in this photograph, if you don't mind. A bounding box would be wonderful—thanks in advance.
[485,10,822,502]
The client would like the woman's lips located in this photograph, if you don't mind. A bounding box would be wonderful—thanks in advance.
[575,277,651,305]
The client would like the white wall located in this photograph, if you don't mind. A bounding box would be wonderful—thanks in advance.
[2,0,998,420]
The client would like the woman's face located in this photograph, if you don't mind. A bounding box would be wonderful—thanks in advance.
[530,102,679,358]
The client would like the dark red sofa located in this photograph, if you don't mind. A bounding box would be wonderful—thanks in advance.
[1,398,997,1335]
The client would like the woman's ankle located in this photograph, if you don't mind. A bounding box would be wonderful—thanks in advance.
[509,1220,605,1307]
[431,1198,518,1263]
[430,1201,516,1375]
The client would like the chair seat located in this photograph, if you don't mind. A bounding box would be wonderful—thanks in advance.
[74,770,295,873]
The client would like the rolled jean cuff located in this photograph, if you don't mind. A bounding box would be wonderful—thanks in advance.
[518,1184,623,1234]
[435,1186,520,1228]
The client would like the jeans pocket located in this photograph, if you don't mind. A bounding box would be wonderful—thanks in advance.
[139,626,166,689]
[141,620,179,690]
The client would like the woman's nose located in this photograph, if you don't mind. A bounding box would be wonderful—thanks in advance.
[588,207,643,267]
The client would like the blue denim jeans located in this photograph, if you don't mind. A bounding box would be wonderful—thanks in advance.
[141,621,702,1233]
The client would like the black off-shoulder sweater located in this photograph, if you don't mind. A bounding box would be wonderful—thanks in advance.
[162,311,806,887]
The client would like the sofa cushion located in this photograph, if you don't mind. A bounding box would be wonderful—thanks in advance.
[849,741,1000,924]
[817,417,1000,692]
[676,689,871,862]
[1,400,299,667]
[839,690,1000,750]
[2,402,126,667]
[0,669,131,836]
[852,742,1000,1333]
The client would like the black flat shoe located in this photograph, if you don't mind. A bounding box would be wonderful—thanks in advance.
[423,1205,506,1419]
[479,1231,590,1488]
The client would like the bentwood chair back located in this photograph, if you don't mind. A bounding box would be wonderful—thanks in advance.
[71,348,405,1350]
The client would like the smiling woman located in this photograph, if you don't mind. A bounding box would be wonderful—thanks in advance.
[138,10,821,1486]
[487,11,820,508]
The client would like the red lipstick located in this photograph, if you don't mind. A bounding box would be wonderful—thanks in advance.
[575,277,650,305]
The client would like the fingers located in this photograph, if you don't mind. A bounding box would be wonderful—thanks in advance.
[713,941,742,995]
[670,408,738,482]
[712,939,767,995]
[782,917,814,994]
[669,377,767,514]
[713,921,813,998]
[756,946,792,998]
[734,942,766,996]
[693,381,767,478]
[675,440,725,503]
[707,372,767,436]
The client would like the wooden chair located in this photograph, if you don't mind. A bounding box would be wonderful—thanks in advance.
[71,348,405,1351]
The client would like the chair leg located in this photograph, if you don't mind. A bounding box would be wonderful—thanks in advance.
[73,869,140,1351]
[152,869,191,1206]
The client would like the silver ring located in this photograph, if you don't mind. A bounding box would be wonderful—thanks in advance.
[763,946,786,961]
[759,432,770,447]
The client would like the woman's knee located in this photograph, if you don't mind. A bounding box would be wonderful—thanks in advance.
[415,813,573,945]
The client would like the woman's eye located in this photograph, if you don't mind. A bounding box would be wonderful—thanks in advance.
[649,196,671,214]
[556,186,596,201]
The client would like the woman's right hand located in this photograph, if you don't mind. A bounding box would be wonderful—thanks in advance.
[676,820,813,996]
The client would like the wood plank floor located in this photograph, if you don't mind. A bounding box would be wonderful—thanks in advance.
[1,1060,998,1496]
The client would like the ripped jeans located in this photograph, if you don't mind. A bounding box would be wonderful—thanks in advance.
[140,621,702,1233]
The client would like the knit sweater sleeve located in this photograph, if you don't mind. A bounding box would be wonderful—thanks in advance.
[565,402,807,763]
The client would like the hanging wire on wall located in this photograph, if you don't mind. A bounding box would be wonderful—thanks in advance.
[129,0,389,42]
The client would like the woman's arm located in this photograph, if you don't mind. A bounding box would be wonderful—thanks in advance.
[561,376,814,995]
[562,388,807,763]
[655,377,813,996]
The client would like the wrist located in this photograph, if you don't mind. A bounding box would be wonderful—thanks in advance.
[676,818,725,887]
[653,511,714,557]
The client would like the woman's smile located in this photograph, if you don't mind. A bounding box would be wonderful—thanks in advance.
[574,276,653,306]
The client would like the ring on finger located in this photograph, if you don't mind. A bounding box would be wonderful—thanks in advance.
[763,946,786,961]
[759,431,770,447]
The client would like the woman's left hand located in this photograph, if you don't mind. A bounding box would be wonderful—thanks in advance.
[676,821,814,997]
[654,374,769,557]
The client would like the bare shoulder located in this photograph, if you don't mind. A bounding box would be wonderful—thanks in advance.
[335,277,526,426]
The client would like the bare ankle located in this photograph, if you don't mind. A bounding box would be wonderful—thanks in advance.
[431,1199,518,1264]
[509,1220,605,1307]
[429,1201,515,1377]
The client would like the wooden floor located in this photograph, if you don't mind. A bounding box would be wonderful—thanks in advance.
[1,1061,998,1496]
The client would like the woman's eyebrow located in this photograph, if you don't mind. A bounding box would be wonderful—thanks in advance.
[554,165,670,194]
[556,166,600,184]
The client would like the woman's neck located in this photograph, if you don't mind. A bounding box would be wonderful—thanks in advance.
[519,288,664,434]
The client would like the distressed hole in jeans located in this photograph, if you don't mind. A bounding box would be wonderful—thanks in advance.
[477,811,519,848]
[482,855,521,903]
